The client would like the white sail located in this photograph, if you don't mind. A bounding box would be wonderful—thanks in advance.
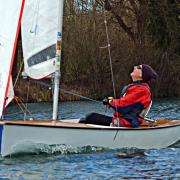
[21,0,59,79]
[0,0,25,118]
[5,78,14,107]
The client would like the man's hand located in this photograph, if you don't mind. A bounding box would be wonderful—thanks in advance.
[102,98,109,105]
[102,97,113,105]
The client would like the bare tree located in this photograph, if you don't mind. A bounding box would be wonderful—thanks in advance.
[96,0,148,47]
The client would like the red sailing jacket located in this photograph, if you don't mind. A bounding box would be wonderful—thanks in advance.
[109,82,151,127]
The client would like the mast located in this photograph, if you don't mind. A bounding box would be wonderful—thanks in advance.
[52,0,64,120]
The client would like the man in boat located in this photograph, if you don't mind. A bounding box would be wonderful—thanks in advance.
[79,64,158,127]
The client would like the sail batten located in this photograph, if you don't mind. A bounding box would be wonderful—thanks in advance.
[21,0,59,79]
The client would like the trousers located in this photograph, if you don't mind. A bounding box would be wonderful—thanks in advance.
[79,113,112,126]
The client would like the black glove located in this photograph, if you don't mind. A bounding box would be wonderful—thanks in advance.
[102,98,109,105]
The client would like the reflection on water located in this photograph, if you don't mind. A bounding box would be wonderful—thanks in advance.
[1,98,180,179]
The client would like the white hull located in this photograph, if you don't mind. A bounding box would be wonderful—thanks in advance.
[0,119,180,157]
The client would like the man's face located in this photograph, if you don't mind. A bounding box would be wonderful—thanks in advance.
[130,65,142,80]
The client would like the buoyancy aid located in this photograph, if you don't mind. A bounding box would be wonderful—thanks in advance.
[109,81,151,127]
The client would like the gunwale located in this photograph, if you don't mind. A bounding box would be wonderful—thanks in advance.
[0,119,179,130]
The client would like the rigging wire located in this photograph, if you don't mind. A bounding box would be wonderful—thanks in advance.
[14,60,24,88]
[31,79,101,104]
[13,2,118,119]
[12,47,34,117]
[18,0,40,120]
[13,53,33,118]
[103,8,117,99]
[23,78,31,120]
[14,96,33,116]
[102,6,119,127]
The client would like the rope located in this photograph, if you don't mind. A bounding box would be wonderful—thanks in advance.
[102,7,119,119]
[31,80,101,104]
[19,0,40,120]
[14,96,33,116]
[59,88,101,104]
[103,9,117,99]
[23,79,31,120]
[14,60,24,88]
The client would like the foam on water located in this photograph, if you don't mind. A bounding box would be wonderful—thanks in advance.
[9,141,108,157]
[8,139,180,158]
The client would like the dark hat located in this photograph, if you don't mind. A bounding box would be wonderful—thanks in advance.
[142,64,158,82]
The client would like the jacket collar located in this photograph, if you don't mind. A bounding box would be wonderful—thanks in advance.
[132,80,143,84]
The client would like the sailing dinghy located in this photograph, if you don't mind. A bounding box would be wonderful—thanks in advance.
[0,0,179,157]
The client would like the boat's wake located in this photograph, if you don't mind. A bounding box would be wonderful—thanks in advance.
[170,140,180,148]
[9,141,108,157]
[7,139,180,157]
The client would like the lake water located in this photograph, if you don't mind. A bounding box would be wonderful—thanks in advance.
[1,99,180,179]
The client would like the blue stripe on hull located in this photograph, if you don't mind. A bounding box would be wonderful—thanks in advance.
[0,125,3,153]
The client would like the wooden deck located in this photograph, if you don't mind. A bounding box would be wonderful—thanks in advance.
[141,119,180,127]
[0,120,90,128]
[0,119,179,129]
